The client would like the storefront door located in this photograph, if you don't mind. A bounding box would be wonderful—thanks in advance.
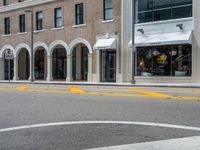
[81,46,88,81]
[52,49,67,80]
[4,59,14,80]
[101,50,116,82]
[35,50,45,80]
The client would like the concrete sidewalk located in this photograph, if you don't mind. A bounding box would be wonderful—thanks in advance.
[0,80,200,88]
[86,136,200,150]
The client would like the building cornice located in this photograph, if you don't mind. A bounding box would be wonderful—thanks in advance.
[0,0,56,13]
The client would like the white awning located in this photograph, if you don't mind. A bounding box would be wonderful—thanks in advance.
[94,38,117,50]
[129,31,192,47]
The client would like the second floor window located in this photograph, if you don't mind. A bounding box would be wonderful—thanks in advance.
[19,14,26,33]
[104,0,113,20]
[4,0,9,6]
[75,3,84,25]
[4,17,10,35]
[36,11,43,30]
[54,7,62,28]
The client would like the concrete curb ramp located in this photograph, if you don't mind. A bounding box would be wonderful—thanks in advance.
[86,136,200,150]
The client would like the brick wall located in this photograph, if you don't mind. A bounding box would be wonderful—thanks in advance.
[0,0,121,48]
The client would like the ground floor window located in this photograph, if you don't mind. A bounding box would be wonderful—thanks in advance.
[137,44,192,77]
[81,46,88,81]
[4,59,14,80]
[52,48,67,80]
[101,50,116,82]
[72,45,89,81]
[35,49,45,80]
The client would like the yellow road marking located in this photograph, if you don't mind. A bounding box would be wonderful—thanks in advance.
[68,86,87,94]
[126,88,200,101]
[0,85,31,91]
[0,88,15,91]
[0,85,200,101]
[27,89,70,94]
[192,90,200,93]
[16,85,30,91]
[175,96,200,101]
[127,88,177,99]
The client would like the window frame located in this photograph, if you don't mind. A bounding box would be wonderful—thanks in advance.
[19,14,26,33]
[4,17,10,35]
[75,3,84,25]
[103,0,113,20]
[36,11,43,31]
[54,7,62,28]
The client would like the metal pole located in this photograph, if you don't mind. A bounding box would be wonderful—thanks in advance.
[30,9,34,82]
[8,59,10,82]
[131,0,136,84]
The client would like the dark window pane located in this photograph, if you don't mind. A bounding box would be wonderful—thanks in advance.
[36,11,43,30]
[105,9,113,20]
[104,0,112,9]
[153,0,171,9]
[138,0,153,11]
[138,11,153,23]
[75,3,84,25]
[104,0,113,20]
[19,14,26,33]
[5,17,10,35]
[154,9,171,21]
[54,8,62,28]
[172,0,192,6]
[172,6,192,19]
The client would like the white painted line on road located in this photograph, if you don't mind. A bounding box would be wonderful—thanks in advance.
[0,121,200,133]
[85,136,200,150]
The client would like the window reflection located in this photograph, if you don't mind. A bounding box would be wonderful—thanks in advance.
[136,0,192,23]
[137,45,192,77]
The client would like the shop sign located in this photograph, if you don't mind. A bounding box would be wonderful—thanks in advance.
[5,49,14,60]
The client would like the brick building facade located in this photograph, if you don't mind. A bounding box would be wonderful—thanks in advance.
[0,0,130,83]
[1,0,198,84]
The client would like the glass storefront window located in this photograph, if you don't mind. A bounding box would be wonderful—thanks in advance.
[52,48,67,80]
[35,49,45,80]
[154,8,171,21]
[172,0,192,6]
[138,11,153,23]
[172,6,192,19]
[81,46,89,81]
[153,0,171,9]
[135,0,192,23]
[138,0,153,12]
[137,44,192,77]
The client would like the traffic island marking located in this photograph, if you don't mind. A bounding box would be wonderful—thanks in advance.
[126,88,200,101]
[126,88,176,99]
[1,84,200,101]
[68,86,87,94]
[16,85,30,91]
[0,85,30,91]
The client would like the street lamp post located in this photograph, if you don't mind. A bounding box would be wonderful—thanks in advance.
[131,0,136,84]
[25,9,34,82]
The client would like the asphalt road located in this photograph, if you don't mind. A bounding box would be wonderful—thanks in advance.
[0,84,200,149]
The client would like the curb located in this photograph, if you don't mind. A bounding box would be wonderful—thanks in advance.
[0,81,200,88]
